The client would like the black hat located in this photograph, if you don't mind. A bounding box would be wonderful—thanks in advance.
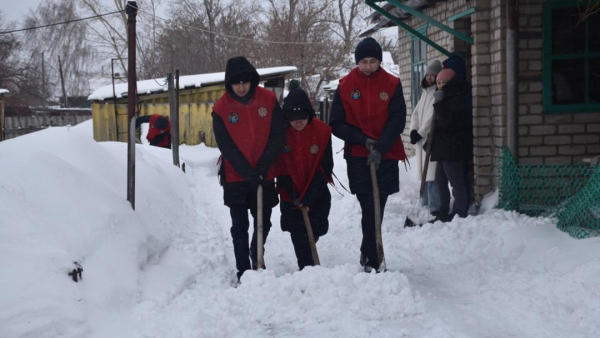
[224,56,260,96]
[283,89,314,122]
[288,79,301,90]
[155,116,169,130]
[354,37,382,64]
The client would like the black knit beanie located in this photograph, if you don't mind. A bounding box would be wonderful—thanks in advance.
[155,116,169,130]
[283,89,314,122]
[354,37,382,64]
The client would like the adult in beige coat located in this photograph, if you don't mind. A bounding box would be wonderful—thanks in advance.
[409,59,442,215]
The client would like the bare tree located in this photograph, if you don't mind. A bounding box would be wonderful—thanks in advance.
[77,0,164,80]
[260,0,370,98]
[149,0,262,76]
[0,11,38,107]
[23,0,96,100]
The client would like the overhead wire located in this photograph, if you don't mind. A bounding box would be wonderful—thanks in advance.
[0,9,126,35]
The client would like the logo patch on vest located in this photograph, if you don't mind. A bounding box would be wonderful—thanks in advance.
[284,144,291,153]
[258,107,268,118]
[309,144,319,154]
[379,91,389,101]
[228,112,239,123]
[350,90,361,100]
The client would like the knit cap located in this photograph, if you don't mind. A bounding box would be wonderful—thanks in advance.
[354,37,383,64]
[437,68,456,83]
[426,60,442,75]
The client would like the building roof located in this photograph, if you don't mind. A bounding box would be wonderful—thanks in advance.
[359,0,440,37]
[0,89,9,96]
[88,66,297,101]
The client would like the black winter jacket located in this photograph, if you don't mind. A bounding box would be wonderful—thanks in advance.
[430,77,473,162]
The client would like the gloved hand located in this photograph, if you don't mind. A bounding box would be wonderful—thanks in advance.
[433,90,445,103]
[410,130,422,145]
[367,150,382,169]
[365,138,377,150]
[247,174,263,189]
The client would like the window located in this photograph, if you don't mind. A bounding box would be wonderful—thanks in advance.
[410,26,428,108]
[543,1,600,112]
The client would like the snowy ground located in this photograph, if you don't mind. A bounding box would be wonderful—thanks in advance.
[1,120,599,338]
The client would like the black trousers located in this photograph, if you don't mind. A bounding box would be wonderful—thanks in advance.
[356,193,389,270]
[290,231,320,270]
[435,160,469,218]
[229,205,272,275]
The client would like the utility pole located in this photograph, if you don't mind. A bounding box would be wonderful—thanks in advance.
[173,70,180,167]
[58,56,68,108]
[42,52,46,108]
[126,1,138,209]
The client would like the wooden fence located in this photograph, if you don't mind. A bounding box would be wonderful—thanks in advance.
[1,108,92,140]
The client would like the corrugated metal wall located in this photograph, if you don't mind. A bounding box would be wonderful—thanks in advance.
[91,85,225,147]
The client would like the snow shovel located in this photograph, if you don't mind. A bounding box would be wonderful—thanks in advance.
[369,149,386,272]
[256,184,265,269]
[404,117,436,227]
[301,206,320,266]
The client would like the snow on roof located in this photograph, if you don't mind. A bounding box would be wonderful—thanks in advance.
[88,66,297,101]
[0,89,9,95]
[322,79,339,91]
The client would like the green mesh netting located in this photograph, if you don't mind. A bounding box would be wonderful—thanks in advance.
[499,147,600,239]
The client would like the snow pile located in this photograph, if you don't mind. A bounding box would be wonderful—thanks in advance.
[1,121,599,338]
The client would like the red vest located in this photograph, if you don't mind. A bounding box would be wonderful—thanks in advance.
[147,114,171,148]
[277,119,332,203]
[213,87,278,183]
[338,67,406,161]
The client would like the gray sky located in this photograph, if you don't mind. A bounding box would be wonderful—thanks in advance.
[2,1,170,26]
[2,0,41,23]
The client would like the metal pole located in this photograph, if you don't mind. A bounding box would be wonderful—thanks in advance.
[507,0,519,162]
[58,56,68,108]
[172,70,180,166]
[126,1,138,209]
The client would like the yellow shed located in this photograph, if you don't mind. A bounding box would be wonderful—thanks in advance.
[88,66,297,147]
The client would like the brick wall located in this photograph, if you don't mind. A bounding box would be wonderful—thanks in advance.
[395,0,600,205]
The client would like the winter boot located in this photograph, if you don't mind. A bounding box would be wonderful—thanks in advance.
[359,253,367,267]
[432,211,455,223]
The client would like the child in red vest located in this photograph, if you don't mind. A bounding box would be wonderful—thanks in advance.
[276,88,333,270]
[211,56,286,282]
[136,114,171,148]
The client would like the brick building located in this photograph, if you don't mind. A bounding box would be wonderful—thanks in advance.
[362,0,600,206]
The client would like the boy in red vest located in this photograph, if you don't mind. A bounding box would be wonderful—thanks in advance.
[276,88,333,270]
[329,37,407,273]
[211,56,286,282]
[135,114,171,148]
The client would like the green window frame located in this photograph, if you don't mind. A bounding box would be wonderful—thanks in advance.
[543,0,600,113]
[410,25,428,108]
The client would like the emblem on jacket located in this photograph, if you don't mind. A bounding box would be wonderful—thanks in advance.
[284,144,291,153]
[309,144,319,154]
[258,107,268,118]
[228,112,239,123]
[350,90,361,100]
[379,91,389,101]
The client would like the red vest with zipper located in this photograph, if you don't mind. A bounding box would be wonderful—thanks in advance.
[338,67,407,160]
[213,87,278,183]
[277,118,332,203]
[147,114,171,148]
